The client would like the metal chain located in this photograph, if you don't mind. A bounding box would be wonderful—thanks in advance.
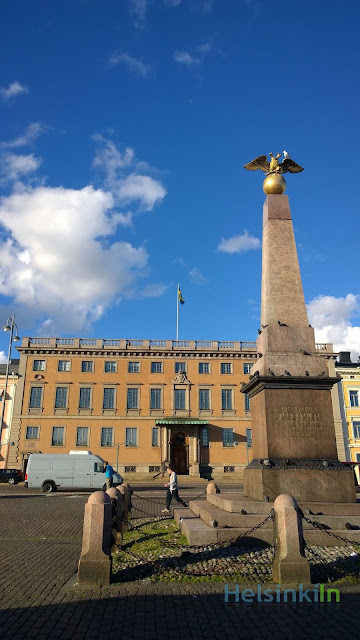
[302,514,360,546]
[115,511,274,581]
[200,513,273,551]
[132,488,207,510]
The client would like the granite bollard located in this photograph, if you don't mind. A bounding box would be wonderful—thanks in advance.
[106,486,123,548]
[119,482,132,532]
[206,481,220,497]
[78,491,112,586]
[272,493,310,585]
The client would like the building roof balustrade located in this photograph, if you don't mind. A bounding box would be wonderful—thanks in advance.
[19,337,334,354]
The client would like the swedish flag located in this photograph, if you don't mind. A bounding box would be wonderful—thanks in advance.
[178,286,185,305]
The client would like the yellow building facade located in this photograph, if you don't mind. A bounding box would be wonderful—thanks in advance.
[8,337,338,479]
[336,352,360,463]
[0,360,20,469]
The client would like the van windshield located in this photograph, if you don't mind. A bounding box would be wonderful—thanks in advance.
[94,463,105,473]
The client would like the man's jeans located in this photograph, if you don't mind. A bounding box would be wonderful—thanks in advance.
[166,489,187,509]
[106,477,114,490]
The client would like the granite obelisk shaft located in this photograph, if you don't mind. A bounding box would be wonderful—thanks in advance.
[242,195,355,503]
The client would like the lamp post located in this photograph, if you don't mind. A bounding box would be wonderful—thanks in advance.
[0,315,20,461]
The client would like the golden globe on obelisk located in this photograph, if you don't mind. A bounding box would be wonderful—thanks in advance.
[241,152,355,503]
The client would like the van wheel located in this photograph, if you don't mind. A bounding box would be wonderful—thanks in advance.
[42,481,55,493]
[8,477,15,485]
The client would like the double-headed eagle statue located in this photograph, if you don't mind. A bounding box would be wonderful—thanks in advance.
[244,151,304,195]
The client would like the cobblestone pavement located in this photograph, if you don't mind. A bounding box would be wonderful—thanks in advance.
[1,485,360,639]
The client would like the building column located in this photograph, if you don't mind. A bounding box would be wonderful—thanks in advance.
[191,426,200,476]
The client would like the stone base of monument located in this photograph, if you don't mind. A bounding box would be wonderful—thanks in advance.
[176,491,360,547]
[244,461,356,503]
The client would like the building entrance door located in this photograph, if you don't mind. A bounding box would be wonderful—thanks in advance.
[170,432,189,475]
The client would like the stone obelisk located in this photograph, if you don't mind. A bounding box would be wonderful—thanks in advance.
[242,156,355,503]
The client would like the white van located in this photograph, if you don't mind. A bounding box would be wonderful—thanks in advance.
[25,451,123,493]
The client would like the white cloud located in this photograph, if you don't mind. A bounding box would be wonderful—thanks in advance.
[1,123,45,148]
[189,267,208,285]
[217,231,261,254]
[0,351,7,364]
[307,294,360,361]
[128,0,180,28]
[93,136,166,213]
[141,282,170,297]
[116,174,166,211]
[0,185,149,333]
[0,81,28,100]
[109,51,151,77]
[129,0,147,28]
[174,40,217,67]
[174,50,201,66]
[0,153,42,182]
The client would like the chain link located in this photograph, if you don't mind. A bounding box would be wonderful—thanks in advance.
[302,514,360,546]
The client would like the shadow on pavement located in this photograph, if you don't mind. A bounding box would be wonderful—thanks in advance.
[0,587,359,640]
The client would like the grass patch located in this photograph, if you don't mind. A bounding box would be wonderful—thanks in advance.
[112,518,360,585]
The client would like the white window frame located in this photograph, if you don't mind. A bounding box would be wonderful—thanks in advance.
[51,425,65,447]
[26,426,40,440]
[128,361,140,373]
[33,360,46,372]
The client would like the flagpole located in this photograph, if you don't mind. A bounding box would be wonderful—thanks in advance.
[176,283,179,341]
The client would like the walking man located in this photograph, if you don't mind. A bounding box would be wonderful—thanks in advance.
[104,460,114,489]
[162,465,187,513]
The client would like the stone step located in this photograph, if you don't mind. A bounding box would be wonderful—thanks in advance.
[180,511,360,547]
[208,492,360,515]
[189,500,360,531]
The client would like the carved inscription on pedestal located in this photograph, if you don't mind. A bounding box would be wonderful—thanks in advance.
[275,405,325,439]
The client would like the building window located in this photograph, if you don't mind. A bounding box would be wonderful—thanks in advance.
[55,387,68,409]
[126,427,138,447]
[221,362,232,374]
[245,394,251,411]
[356,454,360,463]
[221,388,233,410]
[243,363,253,374]
[76,427,89,446]
[103,388,115,409]
[33,360,46,371]
[174,388,186,410]
[175,362,187,373]
[246,428,252,447]
[52,426,64,446]
[105,361,117,373]
[222,428,234,447]
[201,428,209,448]
[81,360,93,373]
[151,361,163,373]
[353,421,360,439]
[152,427,159,447]
[150,388,162,410]
[58,360,70,372]
[349,391,359,407]
[29,387,42,408]
[199,389,210,410]
[101,427,113,447]
[26,426,39,440]
[127,388,139,409]
[79,387,91,409]
[199,362,210,374]
[128,361,140,373]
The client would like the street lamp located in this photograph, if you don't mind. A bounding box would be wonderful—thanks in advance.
[0,314,20,459]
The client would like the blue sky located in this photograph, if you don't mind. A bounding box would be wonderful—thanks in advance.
[0,0,359,360]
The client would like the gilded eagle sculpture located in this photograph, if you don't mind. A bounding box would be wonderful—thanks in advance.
[244,151,304,195]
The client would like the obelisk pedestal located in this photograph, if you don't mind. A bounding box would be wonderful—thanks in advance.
[242,195,355,503]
